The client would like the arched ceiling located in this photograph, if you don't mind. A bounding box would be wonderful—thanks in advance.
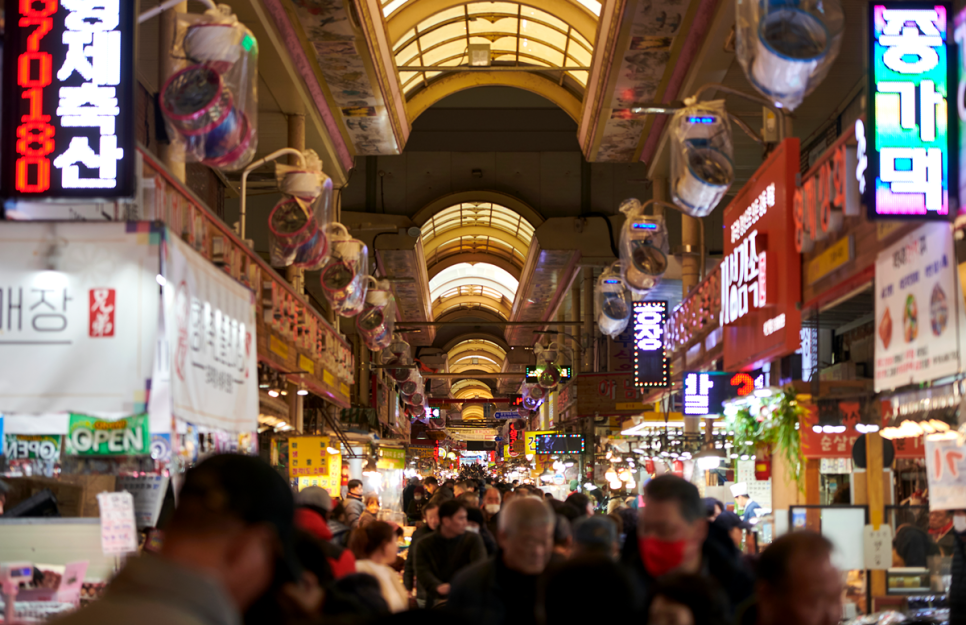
[447,339,508,375]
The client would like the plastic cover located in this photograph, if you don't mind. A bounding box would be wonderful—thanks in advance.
[618,199,670,294]
[160,6,258,169]
[267,151,333,269]
[319,224,369,317]
[595,262,632,338]
[669,101,734,218]
[735,0,844,110]
[356,278,395,352]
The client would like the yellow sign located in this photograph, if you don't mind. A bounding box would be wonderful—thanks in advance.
[806,235,853,285]
[290,436,331,478]
[877,221,903,241]
[298,354,316,375]
[298,475,340,499]
[615,402,646,411]
[323,369,336,388]
[340,383,350,399]
[270,334,289,359]
[377,447,406,470]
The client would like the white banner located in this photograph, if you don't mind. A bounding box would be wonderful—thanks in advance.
[0,222,160,415]
[925,433,966,511]
[157,233,257,433]
[875,223,963,392]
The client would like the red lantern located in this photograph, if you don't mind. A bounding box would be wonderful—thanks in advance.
[644,459,656,474]
[672,460,684,477]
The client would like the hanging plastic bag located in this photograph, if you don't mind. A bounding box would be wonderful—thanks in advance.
[735,0,844,111]
[268,151,333,269]
[319,224,369,317]
[618,199,670,295]
[595,262,632,338]
[669,101,734,218]
[160,5,258,170]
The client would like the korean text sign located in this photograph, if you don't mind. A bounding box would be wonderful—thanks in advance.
[721,139,802,371]
[2,0,136,199]
[874,223,963,391]
[868,3,955,218]
[682,371,764,416]
[632,301,670,388]
[153,232,258,434]
[925,433,966,510]
[0,222,160,415]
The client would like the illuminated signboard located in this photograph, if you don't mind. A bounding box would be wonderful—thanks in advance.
[533,434,585,454]
[525,365,572,383]
[633,301,670,388]
[867,2,954,219]
[682,370,766,416]
[2,0,136,200]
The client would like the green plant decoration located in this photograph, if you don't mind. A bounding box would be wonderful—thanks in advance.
[725,386,806,489]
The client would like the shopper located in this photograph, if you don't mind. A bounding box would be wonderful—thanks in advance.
[404,499,440,608]
[406,485,427,524]
[51,454,299,625]
[564,492,594,518]
[550,514,573,563]
[449,497,556,625]
[454,480,476,497]
[359,494,380,528]
[737,531,842,625]
[573,515,619,560]
[930,508,956,556]
[540,556,636,623]
[293,486,356,578]
[894,507,940,566]
[244,531,330,625]
[712,510,753,551]
[345,479,365,528]
[424,476,440,497]
[482,486,502,534]
[413,499,486,607]
[327,501,352,546]
[948,511,966,625]
[458,491,481,509]
[621,474,754,614]
[402,476,420,517]
[648,573,730,625]
[466,506,498,555]
[349,521,410,613]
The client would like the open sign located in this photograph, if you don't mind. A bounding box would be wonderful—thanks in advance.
[3,435,62,461]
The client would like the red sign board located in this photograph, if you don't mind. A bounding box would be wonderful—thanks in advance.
[800,401,924,459]
[722,139,802,371]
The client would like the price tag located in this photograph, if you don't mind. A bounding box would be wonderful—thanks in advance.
[863,524,893,570]
[97,491,138,555]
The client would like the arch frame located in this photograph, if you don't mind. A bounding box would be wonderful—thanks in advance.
[427,254,522,281]
[413,190,545,230]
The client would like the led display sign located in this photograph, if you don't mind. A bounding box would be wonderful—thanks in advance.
[3,0,136,200]
[525,365,572,383]
[682,370,766,416]
[633,301,670,388]
[868,2,954,219]
[533,434,585,454]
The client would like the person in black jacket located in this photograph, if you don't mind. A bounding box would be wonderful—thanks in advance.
[448,497,555,625]
[413,500,486,607]
[620,474,754,616]
[404,499,440,608]
[949,512,966,625]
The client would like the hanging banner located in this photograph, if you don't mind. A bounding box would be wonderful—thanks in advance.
[0,222,160,415]
[924,433,966,511]
[156,232,258,433]
[874,223,962,391]
[66,413,150,456]
[3,434,62,461]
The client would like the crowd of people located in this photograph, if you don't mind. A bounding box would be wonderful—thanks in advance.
[44,453,966,625]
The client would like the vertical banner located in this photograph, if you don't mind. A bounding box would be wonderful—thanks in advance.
[632,301,670,388]
[868,3,955,219]
[874,223,961,391]
[160,231,258,433]
[0,222,160,415]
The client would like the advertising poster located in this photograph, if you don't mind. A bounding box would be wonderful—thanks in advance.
[97,492,138,555]
[3,434,63,461]
[0,222,160,415]
[156,233,258,433]
[875,223,963,391]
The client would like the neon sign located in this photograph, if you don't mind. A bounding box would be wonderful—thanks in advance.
[682,370,765,416]
[632,301,670,388]
[868,3,955,218]
[3,0,136,199]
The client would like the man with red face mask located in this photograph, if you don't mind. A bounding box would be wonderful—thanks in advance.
[620,474,754,615]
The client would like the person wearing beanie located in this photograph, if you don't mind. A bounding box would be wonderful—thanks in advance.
[295,486,357,579]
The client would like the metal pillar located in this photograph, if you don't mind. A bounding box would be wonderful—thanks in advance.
[571,279,581,377]
[681,215,701,296]
[286,114,306,296]
[582,267,595,372]
[652,177,667,217]
[158,3,186,182]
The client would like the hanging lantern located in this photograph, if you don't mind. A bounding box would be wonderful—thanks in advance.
[356,279,395,352]
[595,262,632,338]
[618,199,669,294]
[669,101,734,218]
[537,365,560,390]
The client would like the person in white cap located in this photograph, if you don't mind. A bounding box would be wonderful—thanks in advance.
[730,483,761,523]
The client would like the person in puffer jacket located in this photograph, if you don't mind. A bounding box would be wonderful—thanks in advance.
[294,486,356,579]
